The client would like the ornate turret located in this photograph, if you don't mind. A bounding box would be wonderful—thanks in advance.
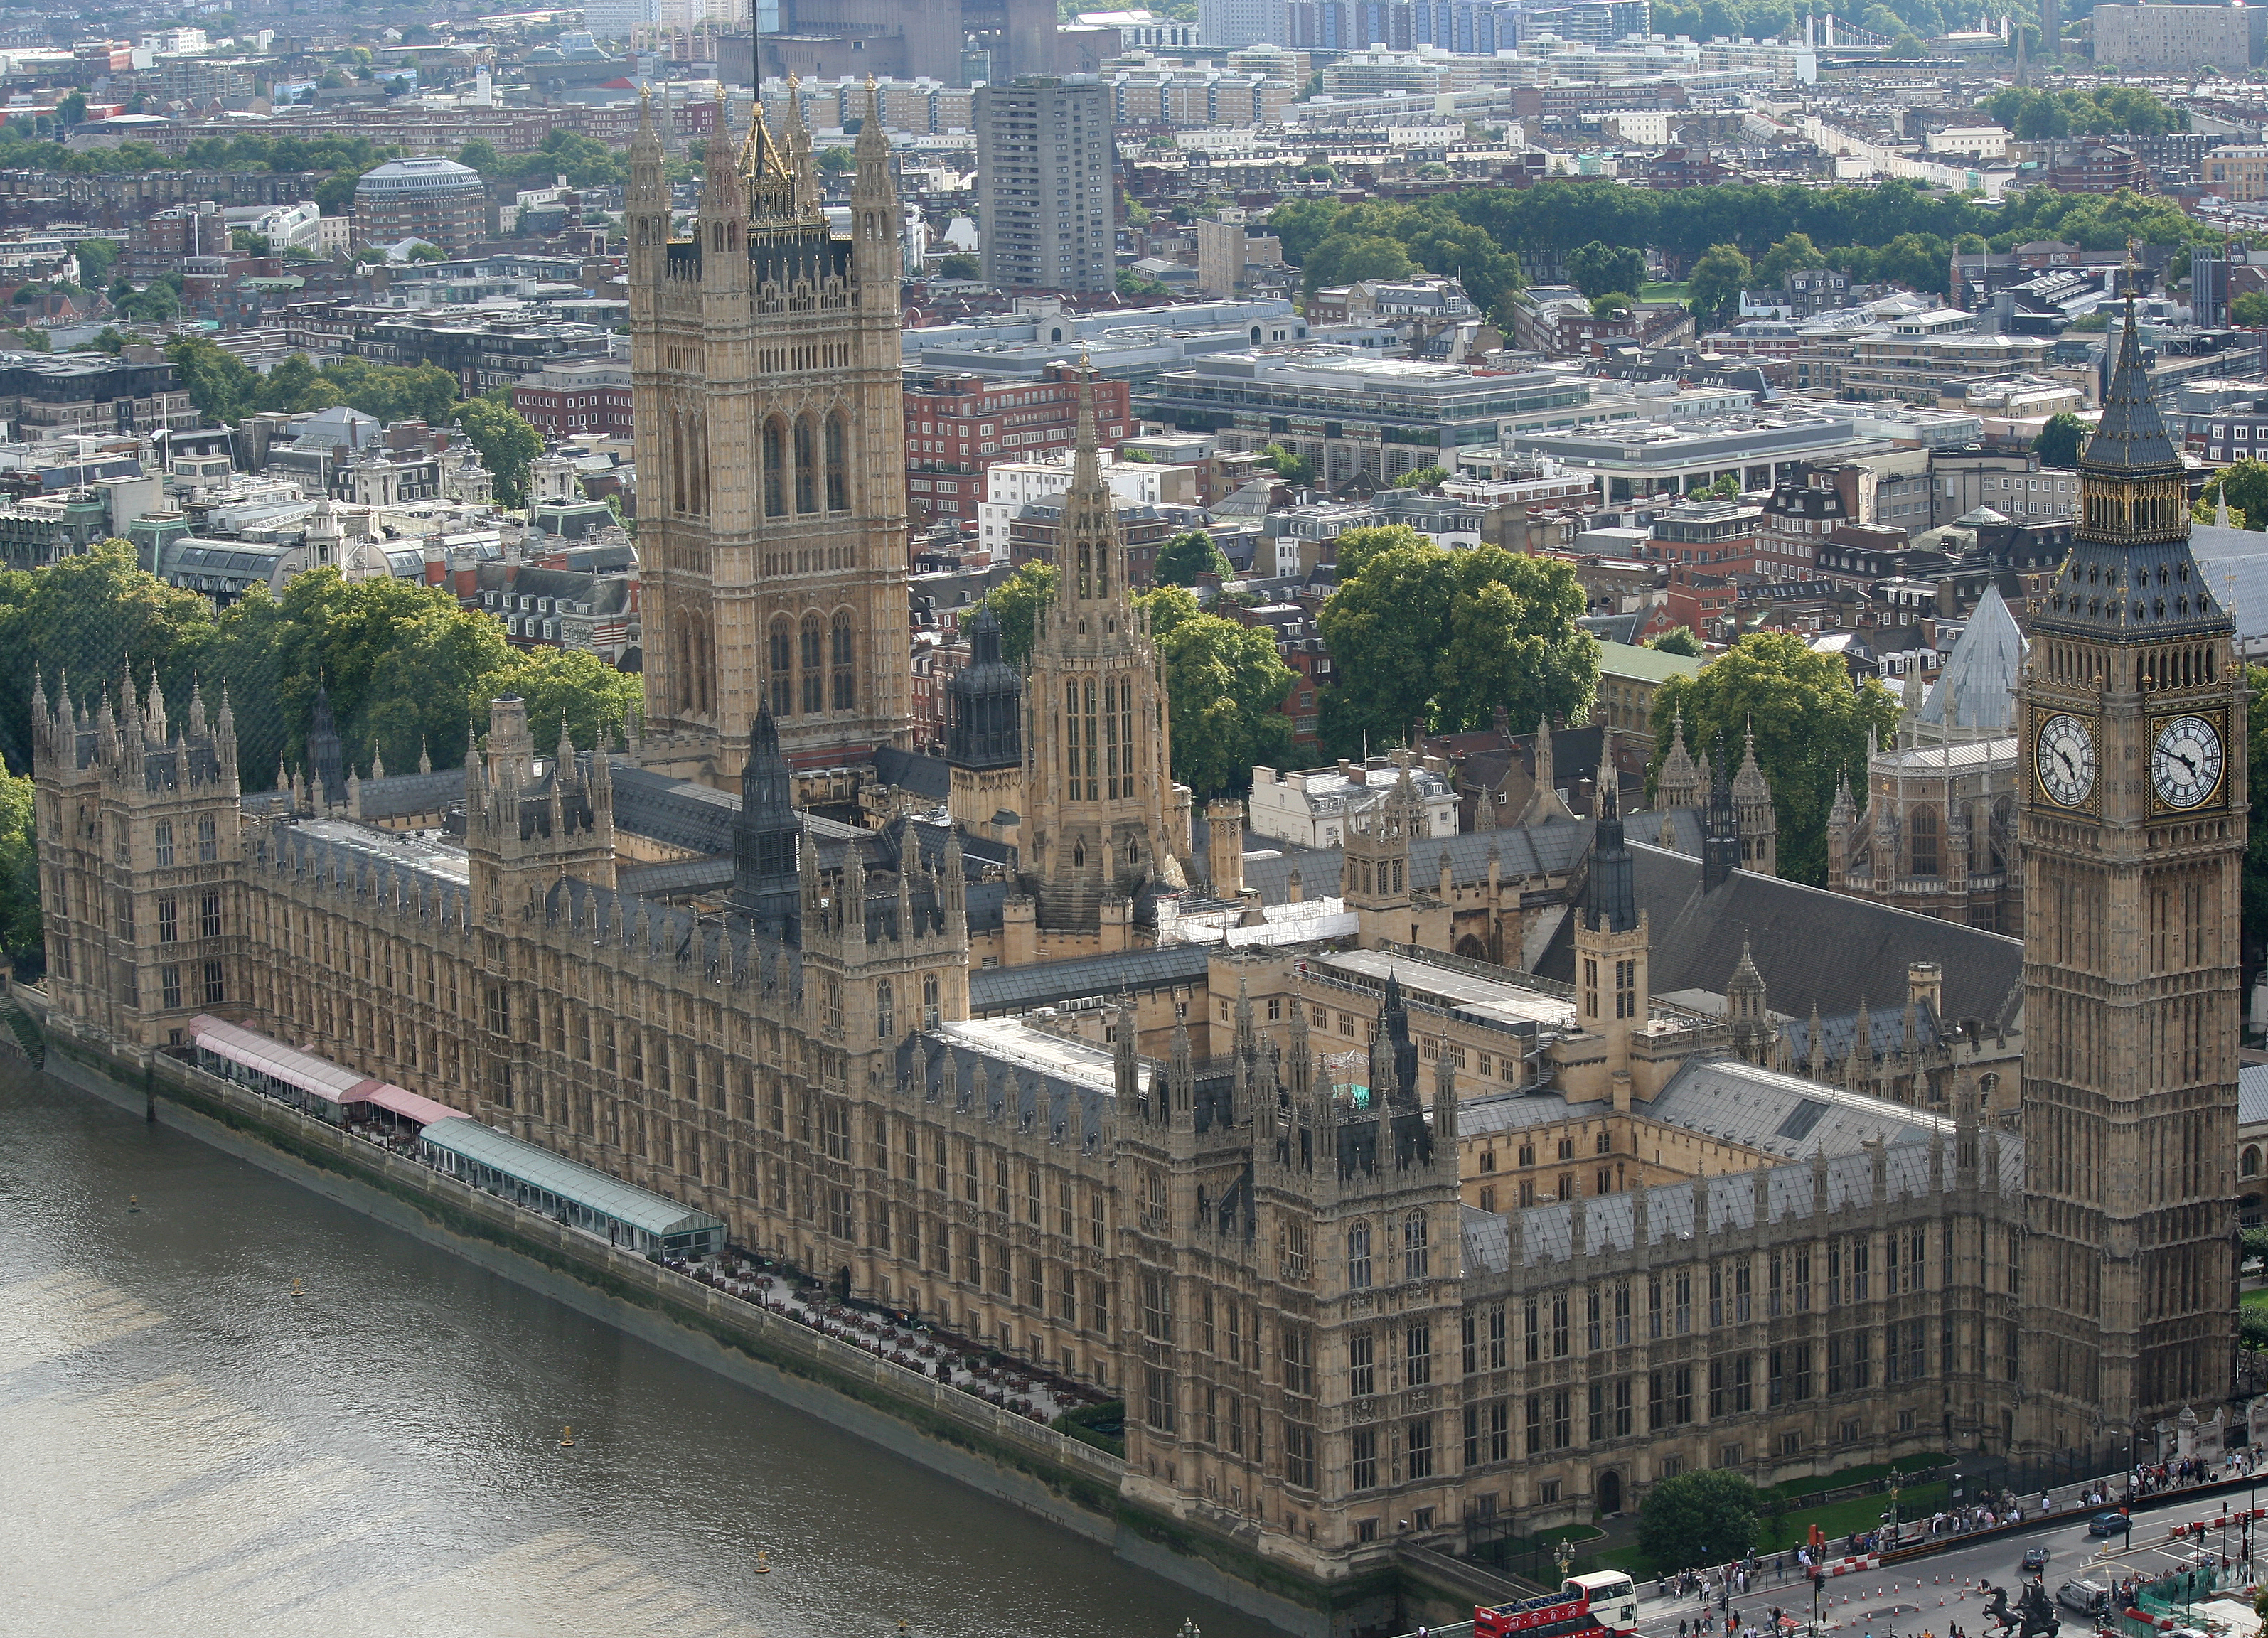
[1731,719,1777,875]
[1701,740,1742,892]
[731,698,801,943]
[946,606,1021,771]
[1657,707,1699,809]
[307,681,346,811]
[1728,941,1772,1066]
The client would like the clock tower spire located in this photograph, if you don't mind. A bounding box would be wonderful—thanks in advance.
[2018,292,2245,1452]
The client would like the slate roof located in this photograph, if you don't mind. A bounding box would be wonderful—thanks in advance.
[1463,1117,2024,1274]
[968,942,1212,1015]
[2242,1062,2268,1129]
[355,767,467,821]
[897,1019,1139,1152]
[1461,1089,1608,1134]
[872,746,952,801]
[1779,1000,1943,1069]
[610,764,870,857]
[1532,842,2024,1030]
[2034,298,2229,645]
[1918,584,2026,730]
[1645,1055,1947,1162]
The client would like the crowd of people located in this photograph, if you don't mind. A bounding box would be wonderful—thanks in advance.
[670,1254,1108,1425]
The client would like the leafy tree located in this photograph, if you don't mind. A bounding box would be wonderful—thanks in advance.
[1334,524,1432,581]
[71,237,119,287]
[1154,529,1229,587]
[164,335,257,424]
[2235,292,2268,328]
[119,281,183,323]
[1138,589,1297,799]
[1649,627,1704,657]
[2033,411,2087,468]
[937,252,980,279]
[1566,240,1647,299]
[316,357,460,427]
[1117,449,1157,464]
[0,760,37,966]
[1318,541,1596,755]
[2194,495,2248,530]
[56,91,86,126]
[1589,291,1638,318]
[975,561,1059,669]
[1686,243,1752,327]
[1755,231,1828,286]
[1647,633,1901,884]
[1116,268,1170,299]
[0,539,218,775]
[1258,443,1316,487]
[1686,473,1742,500]
[817,146,853,176]
[496,646,644,754]
[1640,1472,1762,1573]
[2209,461,2268,528]
[261,569,512,778]
[1396,465,1449,490]
[456,395,544,507]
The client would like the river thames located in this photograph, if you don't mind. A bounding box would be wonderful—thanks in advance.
[0,1062,1277,1638]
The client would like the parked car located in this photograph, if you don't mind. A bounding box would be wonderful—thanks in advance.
[2057,1580,2108,1615]
[2021,1546,2050,1573]
[2088,1511,2129,1538]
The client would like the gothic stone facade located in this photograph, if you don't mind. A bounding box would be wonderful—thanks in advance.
[627,89,911,781]
[33,682,2032,1585]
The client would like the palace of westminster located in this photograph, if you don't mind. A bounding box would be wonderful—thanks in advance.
[25,90,2248,1582]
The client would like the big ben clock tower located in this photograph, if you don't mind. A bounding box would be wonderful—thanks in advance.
[2019,294,2244,1454]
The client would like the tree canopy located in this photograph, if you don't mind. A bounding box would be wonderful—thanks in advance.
[455,395,545,508]
[2235,293,2268,328]
[1686,244,1753,327]
[0,542,639,794]
[1646,633,1901,885]
[1979,85,2185,141]
[1318,540,1596,757]
[1639,1471,1761,1573]
[975,561,1059,670]
[1154,529,1230,587]
[2033,412,2087,469]
[1138,587,1296,799]
[1649,627,1704,658]
[1566,240,1647,300]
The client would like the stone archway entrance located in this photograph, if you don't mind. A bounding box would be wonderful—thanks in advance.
[1598,1470,1622,1514]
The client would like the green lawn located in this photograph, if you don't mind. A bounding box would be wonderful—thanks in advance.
[2240,1286,2268,1309]
[1640,281,1691,302]
[1583,1466,1954,1580]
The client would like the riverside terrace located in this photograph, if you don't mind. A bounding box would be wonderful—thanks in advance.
[1137,349,1593,486]
[176,1008,1111,1427]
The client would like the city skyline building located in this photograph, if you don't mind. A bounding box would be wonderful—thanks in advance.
[976,77,1117,297]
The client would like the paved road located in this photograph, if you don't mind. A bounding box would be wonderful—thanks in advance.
[1630,1487,2267,1638]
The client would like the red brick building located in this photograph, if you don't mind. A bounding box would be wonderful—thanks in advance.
[904,363,1132,524]
[512,360,633,441]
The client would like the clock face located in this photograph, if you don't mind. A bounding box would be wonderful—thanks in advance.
[2152,714,2225,810]
[2034,712,2097,808]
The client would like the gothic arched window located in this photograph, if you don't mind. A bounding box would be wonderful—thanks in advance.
[1910,805,1940,878]
[769,617,793,716]
[830,611,855,711]
[800,616,824,714]
[1346,1220,1373,1291]
[794,415,818,513]
[825,411,850,511]
[2245,1145,2262,1179]
[875,981,892,1040]
[761,417,787,517]
[1403,1211,1429,1280]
